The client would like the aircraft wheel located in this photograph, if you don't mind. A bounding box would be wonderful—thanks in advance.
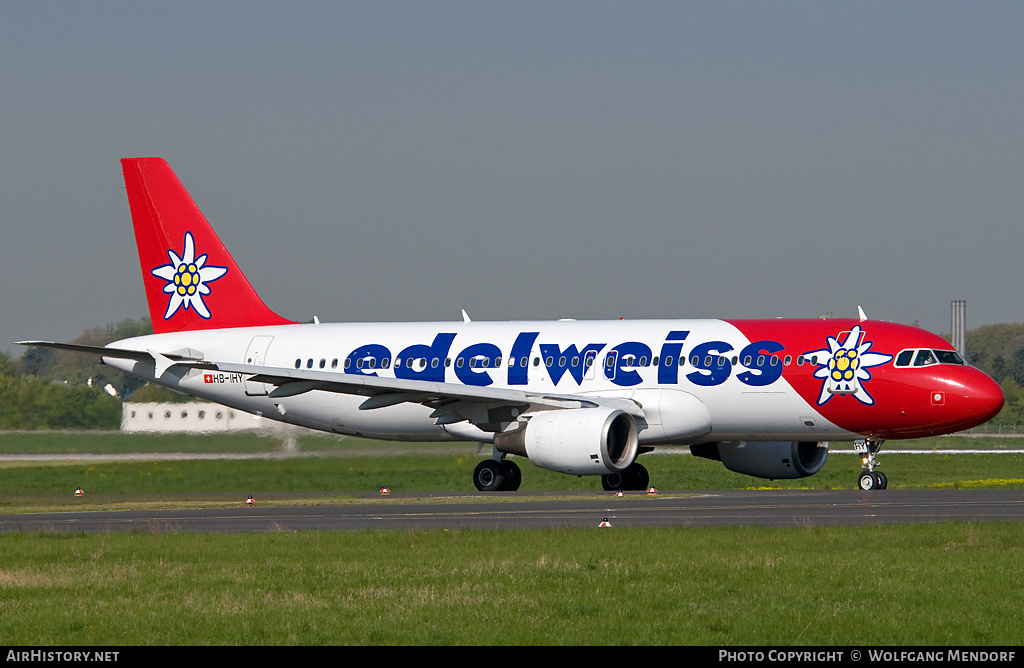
[501,460,522,491]
[602,471,625,491]
[602,463,649,491]
[626,463,649,491]
[858,470,877,491]
[875,471,888,490]
[474,460,506,492]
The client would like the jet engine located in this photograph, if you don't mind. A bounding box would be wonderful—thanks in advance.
[494,407,639,476]
[690,440,829,479]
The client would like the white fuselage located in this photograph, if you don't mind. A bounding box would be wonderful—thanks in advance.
[104,319,850,444]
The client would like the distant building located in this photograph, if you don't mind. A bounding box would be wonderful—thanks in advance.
[121,402,306,438]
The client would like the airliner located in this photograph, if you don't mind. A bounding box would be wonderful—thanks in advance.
[20,158,1005,492]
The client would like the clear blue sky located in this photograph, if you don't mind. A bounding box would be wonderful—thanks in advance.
[2,2,1023,354]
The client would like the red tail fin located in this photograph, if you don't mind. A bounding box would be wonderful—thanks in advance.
[122,158,294,333]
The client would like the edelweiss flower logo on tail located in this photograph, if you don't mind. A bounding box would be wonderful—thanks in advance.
[151,232,228,320]
[802,326,892,406]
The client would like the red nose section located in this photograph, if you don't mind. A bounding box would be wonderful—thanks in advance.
[960,368,1005,427]
[910,366,1004,437]
[864,365,1005,440]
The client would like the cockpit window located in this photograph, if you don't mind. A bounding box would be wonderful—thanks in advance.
[913,350,937,366]
[934,349,966,365]
[895,350,914,367]
[893,348,967,368]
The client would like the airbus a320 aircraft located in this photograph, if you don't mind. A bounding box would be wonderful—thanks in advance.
[21,158,1005,492]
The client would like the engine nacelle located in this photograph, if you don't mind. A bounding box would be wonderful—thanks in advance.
[690,440,829,479]
[494,408,639,476]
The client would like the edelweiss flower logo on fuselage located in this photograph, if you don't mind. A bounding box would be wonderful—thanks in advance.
[801,326,892,406]
[151,232,228,320]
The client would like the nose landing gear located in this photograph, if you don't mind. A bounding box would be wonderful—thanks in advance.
[855,439,887,490]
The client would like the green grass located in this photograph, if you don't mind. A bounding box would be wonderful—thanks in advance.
[3,431,1023,455]
[0,431,345,455]
[0,523,1021,645]
[1,432,1022,645]
[1,434,1023,514]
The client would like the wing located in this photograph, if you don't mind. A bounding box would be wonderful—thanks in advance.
[16,341,643,433]
[210,361,644,432]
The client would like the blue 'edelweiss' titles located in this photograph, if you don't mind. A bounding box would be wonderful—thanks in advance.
[801,326,892,405]
[151,232,228,320]
[342,330,791,390]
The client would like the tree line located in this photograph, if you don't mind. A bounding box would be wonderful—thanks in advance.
[0,317,176,430]
[2,317,1024,430]
[964,323,1024,426]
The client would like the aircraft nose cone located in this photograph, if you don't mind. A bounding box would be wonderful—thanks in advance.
[963,370,1004,425]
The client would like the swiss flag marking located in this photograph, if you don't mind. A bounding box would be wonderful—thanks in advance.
[204,374,214,384]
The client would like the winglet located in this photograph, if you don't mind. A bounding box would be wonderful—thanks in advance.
[462,309,472,323]
[858,305,868,322]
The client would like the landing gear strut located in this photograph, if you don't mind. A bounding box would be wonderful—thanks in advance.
[601,462,649,491]
[855,439,887,491]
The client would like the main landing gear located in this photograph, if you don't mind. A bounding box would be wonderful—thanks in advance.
[601,462,650,491]
[855,438,887,491]
[471,447,650,493]
[473,457,522,492]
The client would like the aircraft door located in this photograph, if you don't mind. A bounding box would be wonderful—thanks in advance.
[244,335,275,396]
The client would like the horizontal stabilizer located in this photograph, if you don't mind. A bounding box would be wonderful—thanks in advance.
[16,341,206,378]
